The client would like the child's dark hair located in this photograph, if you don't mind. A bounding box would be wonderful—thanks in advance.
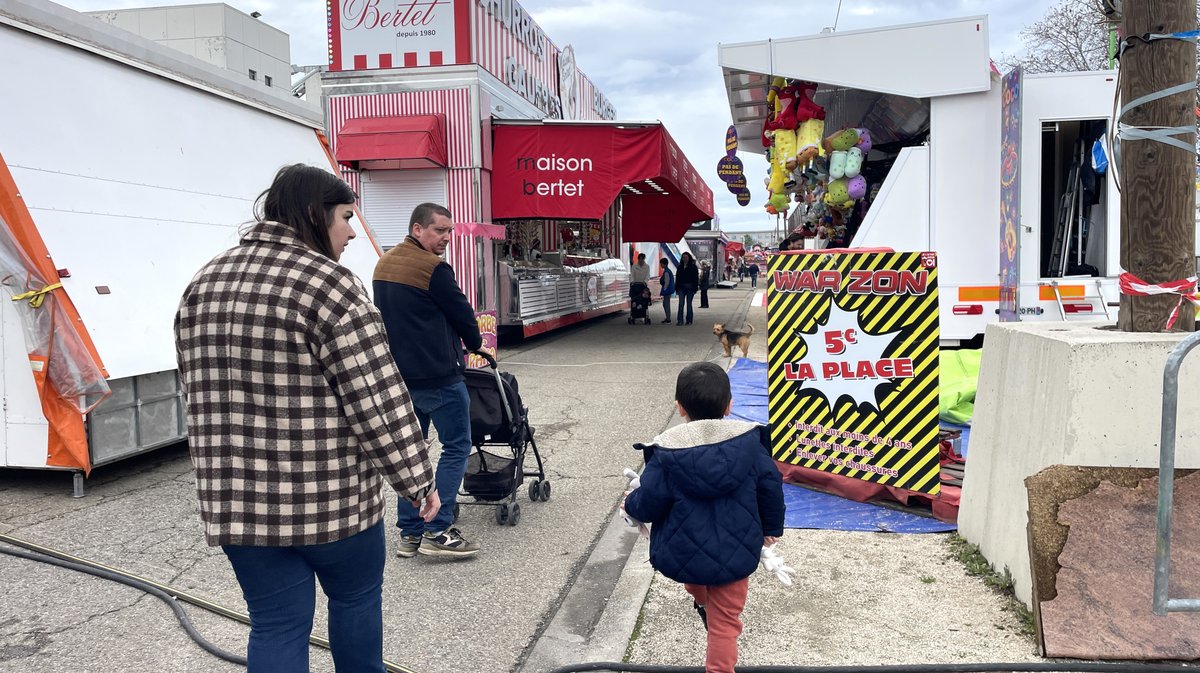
[675,362,732,420]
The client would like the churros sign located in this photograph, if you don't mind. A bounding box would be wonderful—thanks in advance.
[466,311,499,369]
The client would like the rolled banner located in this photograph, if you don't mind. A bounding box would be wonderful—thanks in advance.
[717,155,744,183]
[725,125,738,157]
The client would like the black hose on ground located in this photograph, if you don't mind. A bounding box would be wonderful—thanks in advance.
[0,543,246,665]
[0,532,419,673]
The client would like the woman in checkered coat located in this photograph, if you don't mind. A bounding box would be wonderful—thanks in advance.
[175,164,439,673]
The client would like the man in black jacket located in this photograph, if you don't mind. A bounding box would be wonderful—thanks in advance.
[374,203,482,559]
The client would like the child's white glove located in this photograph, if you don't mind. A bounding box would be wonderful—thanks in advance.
[621,468,650,539]
[759,545,795,586]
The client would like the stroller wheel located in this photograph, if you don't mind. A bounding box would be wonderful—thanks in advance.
[495,504,508,525]
[508,502,522,526]
[528,479,542,502]
[539,480,551,501]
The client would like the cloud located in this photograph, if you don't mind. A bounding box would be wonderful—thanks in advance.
[54,0,1050,234]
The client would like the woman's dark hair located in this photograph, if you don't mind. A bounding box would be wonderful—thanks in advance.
[680,252,693,267]
[675,361,732,420]
[253,164,356,259]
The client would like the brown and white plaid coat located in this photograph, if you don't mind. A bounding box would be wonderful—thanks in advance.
[174,220,433,547]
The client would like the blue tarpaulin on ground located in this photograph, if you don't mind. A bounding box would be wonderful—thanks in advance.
[729,358,957,533]
[729,357,971,455]
[729,358,768,424]
[783,483,957,533]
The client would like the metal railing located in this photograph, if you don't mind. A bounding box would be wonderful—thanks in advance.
[1153,329,1200,614]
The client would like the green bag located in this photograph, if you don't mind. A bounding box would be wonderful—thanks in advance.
[939,349,982,425]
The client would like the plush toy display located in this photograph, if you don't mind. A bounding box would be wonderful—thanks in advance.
[760,80,875,236]
[764,79,829,215]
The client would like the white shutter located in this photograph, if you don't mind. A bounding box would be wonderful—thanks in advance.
[360,169,448,249]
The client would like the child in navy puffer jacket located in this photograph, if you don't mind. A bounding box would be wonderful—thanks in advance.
[623,362,785,673]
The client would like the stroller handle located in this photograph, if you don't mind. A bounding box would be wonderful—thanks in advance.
[467,349,499,369]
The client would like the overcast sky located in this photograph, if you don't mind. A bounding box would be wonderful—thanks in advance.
[59,0,1053,233]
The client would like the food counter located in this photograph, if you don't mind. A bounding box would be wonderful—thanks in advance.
[499,257,630,334]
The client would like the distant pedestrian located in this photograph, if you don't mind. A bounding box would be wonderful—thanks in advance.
[630,253,651,286]
[175,164,439,673]
[675,252,699,326]
[658,258,675,323]
[699,260,711,309]
[623,362,785,673]
[748,262,759,290]
[738,259,746,281]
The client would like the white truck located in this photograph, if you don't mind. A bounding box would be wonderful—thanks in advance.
[719,16,1123,345]
[0,0,382,484]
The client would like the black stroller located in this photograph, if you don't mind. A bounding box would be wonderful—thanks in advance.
[460,350,547,526]
[628,282,652,325]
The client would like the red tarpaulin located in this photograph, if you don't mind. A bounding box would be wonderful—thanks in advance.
[335,114,447,169]
[491,122,714,243]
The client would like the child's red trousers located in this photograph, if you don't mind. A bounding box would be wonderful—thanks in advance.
[684,577,749,673]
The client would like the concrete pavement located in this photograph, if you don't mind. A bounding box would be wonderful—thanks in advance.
[0,285,755,673]
[602,293,1041,671]
[1,284,1039,673]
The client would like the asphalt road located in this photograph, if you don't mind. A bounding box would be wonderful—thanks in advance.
[0,285,756,673]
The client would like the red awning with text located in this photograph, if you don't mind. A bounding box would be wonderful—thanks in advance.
[491,122,714,243]
[335,115,447,169]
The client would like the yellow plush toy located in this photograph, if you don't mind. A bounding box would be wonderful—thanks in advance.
[795,118,825,168]
[765,152,789,214]
[774,128,798,171]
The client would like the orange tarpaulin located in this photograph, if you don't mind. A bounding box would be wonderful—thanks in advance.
[0,152,109,473]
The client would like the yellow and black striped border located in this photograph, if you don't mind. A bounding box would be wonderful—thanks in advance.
[766,251,941,495]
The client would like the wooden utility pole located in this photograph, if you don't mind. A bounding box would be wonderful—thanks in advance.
[1118,0,1197,331]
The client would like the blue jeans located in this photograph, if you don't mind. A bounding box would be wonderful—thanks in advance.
[676,290,695,324]
[661,295,673,320]
[397,381,471,536]
[222,522,386,673]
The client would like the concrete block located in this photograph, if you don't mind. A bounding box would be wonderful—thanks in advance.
[959,320,1200,607]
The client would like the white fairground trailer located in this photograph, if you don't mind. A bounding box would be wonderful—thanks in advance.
[0,0,382,486]
[719,17,1127,345]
